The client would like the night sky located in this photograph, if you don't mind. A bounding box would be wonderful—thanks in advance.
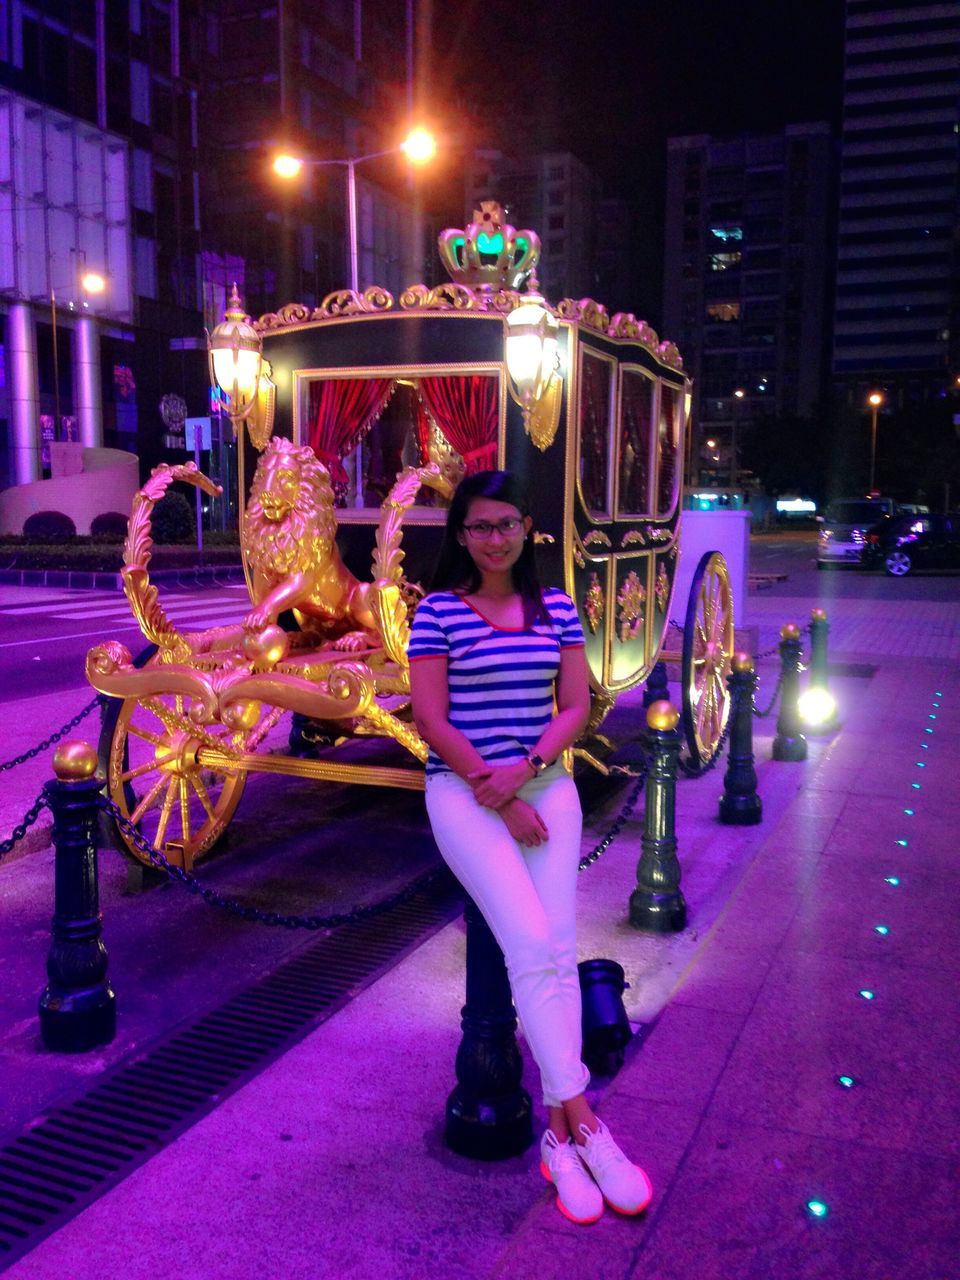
[430,0,846,321]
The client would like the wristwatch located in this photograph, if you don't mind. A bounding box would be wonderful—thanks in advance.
[526,752,548,775]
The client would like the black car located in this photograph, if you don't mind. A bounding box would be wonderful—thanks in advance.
[863,513,960,576]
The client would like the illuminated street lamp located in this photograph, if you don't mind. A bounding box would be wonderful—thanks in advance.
[272,127,437,294]
[49,258,108,447]
[867,391,884,492]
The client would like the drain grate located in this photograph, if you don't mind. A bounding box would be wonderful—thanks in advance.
[0,872,462,1268]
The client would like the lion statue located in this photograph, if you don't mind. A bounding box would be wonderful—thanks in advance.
[241,437,378,651]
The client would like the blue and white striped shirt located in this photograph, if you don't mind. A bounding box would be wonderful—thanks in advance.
[408,588,586,775]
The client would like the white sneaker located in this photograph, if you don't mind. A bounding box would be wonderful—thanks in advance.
[576,1120,653,1215]
[539,1129,604,1224]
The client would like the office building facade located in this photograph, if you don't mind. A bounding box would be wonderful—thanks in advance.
[832,0,960,403]
[663,124,833,485]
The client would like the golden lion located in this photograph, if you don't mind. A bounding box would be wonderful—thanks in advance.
[242,437,378,651]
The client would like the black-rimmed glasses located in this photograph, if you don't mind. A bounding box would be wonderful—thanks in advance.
[462,517,525,540]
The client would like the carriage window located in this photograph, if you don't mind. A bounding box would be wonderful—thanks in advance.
[657,382,682,516]
[617,369,654,516]
[579,352,613,516]
[303,374,499,509]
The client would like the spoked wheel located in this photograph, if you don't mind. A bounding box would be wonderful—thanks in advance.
[885,550,911,577]
[100,652,251,869]
[681,551,735,765]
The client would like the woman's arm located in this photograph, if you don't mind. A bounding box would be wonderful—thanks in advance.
[467,645,591,809]
[409,656,491,780]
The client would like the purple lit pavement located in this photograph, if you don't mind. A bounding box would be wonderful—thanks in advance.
[4,592,960,1279]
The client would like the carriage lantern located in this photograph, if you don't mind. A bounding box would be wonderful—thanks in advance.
[504,290,560,429]
[208,283,263,433]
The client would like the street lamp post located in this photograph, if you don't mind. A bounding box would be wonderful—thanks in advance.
[48,260,107,451]
[731,387,746,494]
[273,127,436,295]
[867,391,884,492]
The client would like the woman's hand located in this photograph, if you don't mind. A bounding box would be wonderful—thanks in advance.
[467,761,532,809]
[499,797,548,847]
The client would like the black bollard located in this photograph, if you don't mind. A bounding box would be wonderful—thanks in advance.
[809,608,829,690]
[772,623,808,762]
[445,897,533,1160]
[630,700,687,932]
[642,659,669,710]
[39,740,116,1052]
[719,654,763,825]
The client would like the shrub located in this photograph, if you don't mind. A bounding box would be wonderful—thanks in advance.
[23,510,77,541]
[151,491,196,543]
[91,511,129,539]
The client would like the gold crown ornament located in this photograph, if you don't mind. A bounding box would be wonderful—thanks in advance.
[437,201,541,293]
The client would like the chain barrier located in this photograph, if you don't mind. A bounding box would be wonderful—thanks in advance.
[578,761,648,872]
[0,696,104,774]
[753,669,784,719]
[0,793,48,862]
[101,796,445,930]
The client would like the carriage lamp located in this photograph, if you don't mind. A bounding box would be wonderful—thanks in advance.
[208,284,264,433]
[505,294,562,450]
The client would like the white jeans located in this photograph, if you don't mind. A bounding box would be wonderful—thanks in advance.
[425,765,590,1107]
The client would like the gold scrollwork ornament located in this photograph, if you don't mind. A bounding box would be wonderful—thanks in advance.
[617,571,646,643]
[583,573,604,634]
[655,562,670,613]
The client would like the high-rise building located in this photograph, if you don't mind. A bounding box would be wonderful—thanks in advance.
[203,0,419,325]
[464,149,602,301]
[0,1,207,487]
[833,0,960,402]
[663,124,834,485]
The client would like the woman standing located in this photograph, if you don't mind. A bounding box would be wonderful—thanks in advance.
[409,470,652,1226]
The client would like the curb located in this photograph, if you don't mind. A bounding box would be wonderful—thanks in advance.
[0,566,246,590]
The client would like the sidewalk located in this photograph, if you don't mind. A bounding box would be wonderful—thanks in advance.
[3,598,959,1280]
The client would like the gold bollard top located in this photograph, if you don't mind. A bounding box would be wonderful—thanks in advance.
[646,700,680,732]
[780,622,801,642]
[810,607,827,622]
[732,651,755,674]
[52,740,99,781]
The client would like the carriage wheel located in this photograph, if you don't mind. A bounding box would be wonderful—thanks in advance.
[681,551,734,765]
[100,654,249,869]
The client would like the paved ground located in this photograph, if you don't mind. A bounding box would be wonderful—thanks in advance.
[1,558,959,1279]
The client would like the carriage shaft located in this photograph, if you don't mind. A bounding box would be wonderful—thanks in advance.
[195,746,426,791]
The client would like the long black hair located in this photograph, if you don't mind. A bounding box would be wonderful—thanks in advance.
[430,470,547,627]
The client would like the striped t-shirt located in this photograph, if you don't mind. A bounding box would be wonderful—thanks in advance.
[408,588,586,775]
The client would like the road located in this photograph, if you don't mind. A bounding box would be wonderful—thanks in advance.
[750,529,960,600]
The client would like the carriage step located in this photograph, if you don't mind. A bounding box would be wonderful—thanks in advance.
[0,870,462,1266]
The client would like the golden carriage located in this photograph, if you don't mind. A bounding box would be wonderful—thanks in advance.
[87,205,734,869]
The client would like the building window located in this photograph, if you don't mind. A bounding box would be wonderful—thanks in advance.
[130,60,150,124]
[548,214,565,231]
[548,165,564,180]
[708,252,741,272]
[132,149,153,211]
[548,189,564,206]
[709,225,742,243]
[548,238,565,255]
[706,302,740,322]
[134,236,157,299]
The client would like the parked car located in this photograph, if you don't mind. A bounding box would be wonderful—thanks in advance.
[862,512,960,576]
[816,496,898,568]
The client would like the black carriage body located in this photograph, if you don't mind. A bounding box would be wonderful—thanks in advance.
[259,308,689,696]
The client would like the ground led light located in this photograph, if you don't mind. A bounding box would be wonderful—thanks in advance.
[837,1075,855,1089]
[884,877,900,886]
[903,809,914,815]
[896,839,908,847]
[806,1200,829,1218]
[859,989,875,1000]
[874,925,889,935]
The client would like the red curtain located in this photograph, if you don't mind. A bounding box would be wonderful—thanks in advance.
[414,398,433,466]
[417,375,499,475]
[307,378,396,496]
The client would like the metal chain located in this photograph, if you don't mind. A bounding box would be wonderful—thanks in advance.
[100,796,445,930]
[753,669,784,718]
[0,696,103,773]
[0,793,48,861]
[578,763,647,872]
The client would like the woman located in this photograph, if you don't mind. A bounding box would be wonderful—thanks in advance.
[409,470,652,1226]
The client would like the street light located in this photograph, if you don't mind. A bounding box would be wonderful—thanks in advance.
[272,127,437,294]
[867,391,884,492]
[49,257,107,448]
